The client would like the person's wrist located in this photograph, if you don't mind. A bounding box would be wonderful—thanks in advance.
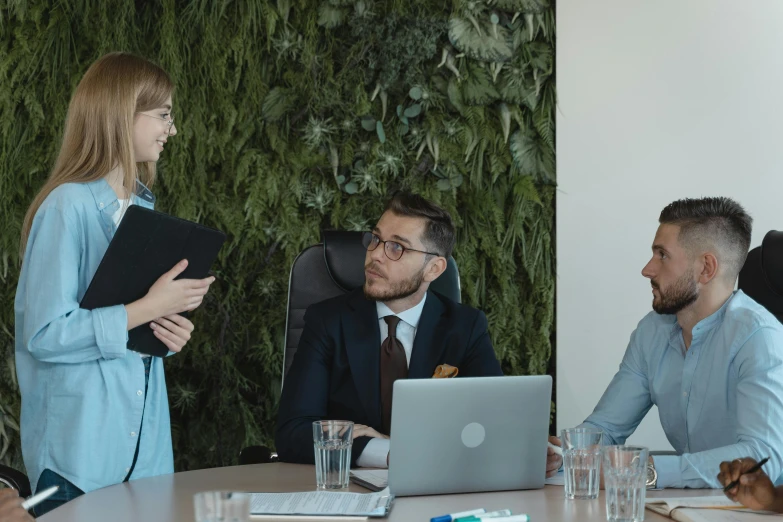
[768,486,783,512]
[126,297,156,330]
[646,456,658,489]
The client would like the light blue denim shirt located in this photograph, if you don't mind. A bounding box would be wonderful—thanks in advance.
[582,291,783,488]
[14,178,174,494]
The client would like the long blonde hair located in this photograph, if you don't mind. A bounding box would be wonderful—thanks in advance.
[20,52,173,256]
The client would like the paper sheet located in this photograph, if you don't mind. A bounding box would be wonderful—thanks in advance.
[249,488,392,517]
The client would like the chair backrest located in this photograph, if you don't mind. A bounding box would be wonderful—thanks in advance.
[281,230,461,389]
[738,230,783,323]
[0,464,31,498]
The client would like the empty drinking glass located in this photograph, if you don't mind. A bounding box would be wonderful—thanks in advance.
[313,420,353,490]
[562,427,603,500]
[193,491,250,522]
[603,445,648,522]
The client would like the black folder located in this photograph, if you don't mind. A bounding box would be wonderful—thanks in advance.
[80,205,226,357]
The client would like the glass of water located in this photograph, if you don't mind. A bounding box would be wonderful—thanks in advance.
[193,491,250,522]
[313,420,353,490]
[603,445,649,522]
[562,427,603,500]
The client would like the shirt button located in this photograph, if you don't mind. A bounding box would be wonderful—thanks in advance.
[137,390,143,396]
[683,392,688,397]
[99,202,104,209]
[131,431,137,437]
[125,467,130,473]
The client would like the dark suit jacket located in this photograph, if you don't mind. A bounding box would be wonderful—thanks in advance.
[275,288,504,466]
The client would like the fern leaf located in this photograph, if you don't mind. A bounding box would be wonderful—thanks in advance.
[448,16,514,63]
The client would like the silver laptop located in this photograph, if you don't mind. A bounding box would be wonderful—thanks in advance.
[387,375,552,496]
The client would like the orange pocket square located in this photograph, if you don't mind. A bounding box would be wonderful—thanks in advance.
[432,364,459,378]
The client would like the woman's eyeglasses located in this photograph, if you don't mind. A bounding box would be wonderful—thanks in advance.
[139,112,175,135]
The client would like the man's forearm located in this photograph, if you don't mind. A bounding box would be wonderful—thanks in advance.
[275,419,318,464]
[654,442,781,489]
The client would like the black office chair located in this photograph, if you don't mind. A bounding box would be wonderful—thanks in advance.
[0,464,31,497]
[238,230,461,465]
[282,230,461,390]
[738,230,783,323]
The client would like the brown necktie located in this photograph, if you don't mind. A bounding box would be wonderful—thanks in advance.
[380,315,408,435]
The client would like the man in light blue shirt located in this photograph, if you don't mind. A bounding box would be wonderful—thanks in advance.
[547,197,783,489]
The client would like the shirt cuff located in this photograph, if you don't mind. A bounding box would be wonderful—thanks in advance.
[93,305,129,360]
[356,438,390,468]
[653,455,682,489]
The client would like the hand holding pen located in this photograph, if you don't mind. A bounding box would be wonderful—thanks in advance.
[718,457,783,513]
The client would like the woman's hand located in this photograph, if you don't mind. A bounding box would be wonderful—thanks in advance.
[145,259,214,316]
[151,314,195,353]
[126,259,214,329]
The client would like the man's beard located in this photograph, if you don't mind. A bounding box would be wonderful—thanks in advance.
[652,272,699,315]
[363,263,426,302]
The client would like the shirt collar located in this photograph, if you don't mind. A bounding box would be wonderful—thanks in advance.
[376,293,428,329]
[668,291,737,346]
[87,178,156,213]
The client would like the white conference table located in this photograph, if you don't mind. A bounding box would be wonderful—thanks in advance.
[38,463,725,521]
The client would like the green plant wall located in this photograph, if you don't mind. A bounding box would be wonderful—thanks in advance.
[0,0,555,472]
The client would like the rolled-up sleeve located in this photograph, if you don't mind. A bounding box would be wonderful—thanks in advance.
[22,207,128,363]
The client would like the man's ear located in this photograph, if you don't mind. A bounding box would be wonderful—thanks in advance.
[699,252,719,284]
[423,256,448,283]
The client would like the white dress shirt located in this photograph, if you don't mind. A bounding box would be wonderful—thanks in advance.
[356,294,427,468]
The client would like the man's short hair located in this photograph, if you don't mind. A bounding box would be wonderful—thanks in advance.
[384,191,455,259]
[659,197,753,281]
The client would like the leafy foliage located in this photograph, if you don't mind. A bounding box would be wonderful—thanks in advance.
[0,0,556,472]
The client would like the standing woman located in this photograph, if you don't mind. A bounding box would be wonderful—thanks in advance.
[14,52,214,516]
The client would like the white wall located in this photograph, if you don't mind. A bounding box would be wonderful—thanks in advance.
[556,0,783,450]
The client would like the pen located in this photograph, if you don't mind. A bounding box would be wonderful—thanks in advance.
[723,457,770,492]
[455,510,513,521]
[431,508,486,522]
[548,442,563,456]
[21,485,59,511]
[459,515,530,522]
[454,509,511,522]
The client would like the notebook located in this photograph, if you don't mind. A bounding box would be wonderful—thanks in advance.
[645,495,781,521]
[80,205,226,356]
[349,470,388,492]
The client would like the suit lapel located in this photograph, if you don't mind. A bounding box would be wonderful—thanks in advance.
[343,290,382,427]
[408,291,449,379]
